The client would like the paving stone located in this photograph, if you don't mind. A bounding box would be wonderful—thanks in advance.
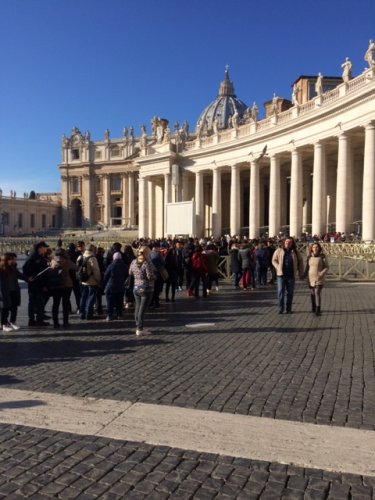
[0,284,374,498]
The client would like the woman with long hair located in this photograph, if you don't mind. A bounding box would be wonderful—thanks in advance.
[129,246,155,336]
[0,253,29,331]
[305,242,329,316]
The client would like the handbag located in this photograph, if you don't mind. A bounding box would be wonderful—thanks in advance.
[159,267,169,281]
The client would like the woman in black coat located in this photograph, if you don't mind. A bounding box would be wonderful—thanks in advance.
[229,243,242,288]
[103,252,128,321]
[0,253,29,331]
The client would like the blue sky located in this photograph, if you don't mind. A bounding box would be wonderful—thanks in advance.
[0,0,374,194]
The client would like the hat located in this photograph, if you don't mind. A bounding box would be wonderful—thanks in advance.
[113,252,122,260]
[35,241,49,250]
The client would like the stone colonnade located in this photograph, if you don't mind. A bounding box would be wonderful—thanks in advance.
[139,122,375,240]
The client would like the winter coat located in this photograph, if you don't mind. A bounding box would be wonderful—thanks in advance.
[191,252,208,277]
[49,255,79,289]
[0,267,27,308]
[77,251,102,286]
[256,248,269,270]
[239,247,254,270]
[103,259,128,294]
[230,248,241,274]
[305,254,329,287]
[272,247,304,279]
[165,249,179,279]
[205,250,220,275]
[23,251,49,291]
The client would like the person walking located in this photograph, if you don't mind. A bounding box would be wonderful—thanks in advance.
[103,252,128,321]
[78,244,101,320]
[49,248,79,328]
[0,253,29,331]
[272,237,304,314]
[129,245,155,336]
[305,242,329,316]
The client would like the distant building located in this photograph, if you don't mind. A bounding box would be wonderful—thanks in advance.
[0,192,61,236]
[59,44,375,240]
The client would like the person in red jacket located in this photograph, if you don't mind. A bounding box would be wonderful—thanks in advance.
[188,245,208,298]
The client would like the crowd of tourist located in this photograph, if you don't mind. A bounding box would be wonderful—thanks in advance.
[0,235,329,335]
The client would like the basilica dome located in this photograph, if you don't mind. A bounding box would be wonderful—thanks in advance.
[196,68,248,134]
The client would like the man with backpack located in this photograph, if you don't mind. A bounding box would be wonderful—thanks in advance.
[77,244,101,320]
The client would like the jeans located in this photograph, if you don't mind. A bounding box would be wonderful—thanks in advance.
[277,276,295,312]
[233,271,242,287]
[80,285,97,319]
[134,288,153,330]
[189,275,207,297]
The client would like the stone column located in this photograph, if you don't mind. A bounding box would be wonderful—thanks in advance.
[302,171,312,232]
[312,142,326,236]
[138,176,148,238]
[148,178,154,238]
[103,174,111,227]
[269,155,281,237]
[128,173,135,226]
[122,175,127,226]
[61,175,69,226]
[362,122,375,241]
[249,160,260,239]
[289,149,303,237]
[195,171,204,237]
[336,133,351,234]
[164,172,171,204]
[230,165,240,236]
[83,174,93,226]
[181,171,190,201]
[212,167,222,237]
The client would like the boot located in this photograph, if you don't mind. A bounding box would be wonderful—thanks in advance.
[316,306,321,316]
[311,296,316,313]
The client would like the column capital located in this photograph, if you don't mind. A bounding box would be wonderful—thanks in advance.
[364,121,375,131]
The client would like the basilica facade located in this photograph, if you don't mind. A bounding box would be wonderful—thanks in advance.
[59,42,375,241]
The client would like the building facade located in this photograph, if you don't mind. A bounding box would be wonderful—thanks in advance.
[60,43,375,241]
[0,193,61,236]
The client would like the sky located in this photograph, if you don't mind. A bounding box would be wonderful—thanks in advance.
[1,0,374,195]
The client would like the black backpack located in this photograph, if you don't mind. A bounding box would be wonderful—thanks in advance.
[77,256,93,282]
[47,266,64,289]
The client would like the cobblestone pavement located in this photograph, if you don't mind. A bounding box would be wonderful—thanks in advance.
[0,424,374,499]
[0,282,375,497]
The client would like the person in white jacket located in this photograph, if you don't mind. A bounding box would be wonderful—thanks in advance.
[78,244,101,320]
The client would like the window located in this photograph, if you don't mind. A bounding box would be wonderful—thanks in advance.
[2,212,9,225]
[95,150,102,159]
[111,145,120,157]
[72,177,79,194]
[18,213,23,228]
[72,149,80,160]
[112,175,122,191]
[42,214,46,228]
[96,176,102,192]
[52,215,56,228]
[30,214,35,228]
